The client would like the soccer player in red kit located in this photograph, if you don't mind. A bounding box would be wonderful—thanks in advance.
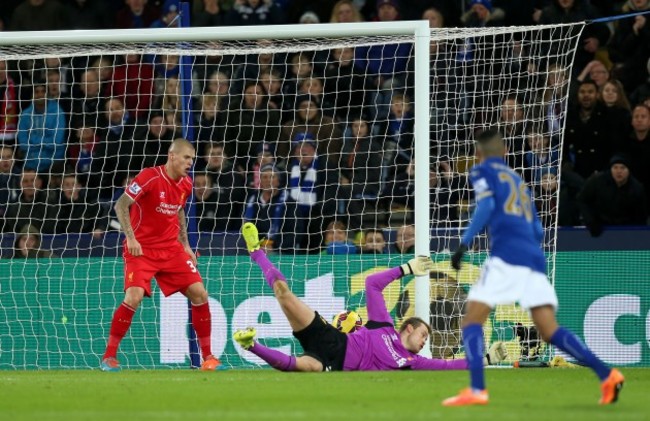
[100,138,220,371]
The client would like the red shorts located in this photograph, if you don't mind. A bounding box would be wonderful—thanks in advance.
[123,243,203,297]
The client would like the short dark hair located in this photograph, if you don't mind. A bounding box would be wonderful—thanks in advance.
[476,128,501,144]
[194,171,213,182]
[578,79,598,91]
[399,316,432,336]
[364,229,384,240]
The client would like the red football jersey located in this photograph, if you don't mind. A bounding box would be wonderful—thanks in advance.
[124,165,193,248]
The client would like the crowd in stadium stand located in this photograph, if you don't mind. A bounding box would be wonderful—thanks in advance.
[0,0,649,256]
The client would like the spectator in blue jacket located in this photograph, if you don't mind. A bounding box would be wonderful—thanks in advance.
[16,78,66,173]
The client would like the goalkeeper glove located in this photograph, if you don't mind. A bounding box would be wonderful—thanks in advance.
[451,244,468,270]
[400,255,434,276]
[483,341,508,366]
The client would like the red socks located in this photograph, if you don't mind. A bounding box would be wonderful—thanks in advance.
[192,302,212,359]
[104,301,213,361]
[103,302,136,359]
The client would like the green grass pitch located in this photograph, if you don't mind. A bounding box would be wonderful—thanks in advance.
[1,368,648,421]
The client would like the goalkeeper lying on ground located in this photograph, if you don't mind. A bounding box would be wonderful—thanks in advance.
[233,223,507,372]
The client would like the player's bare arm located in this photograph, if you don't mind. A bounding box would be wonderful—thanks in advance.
[114,193,141,256]
[177,207,197,266]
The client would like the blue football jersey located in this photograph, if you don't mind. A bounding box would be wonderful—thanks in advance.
[469,157,546,273]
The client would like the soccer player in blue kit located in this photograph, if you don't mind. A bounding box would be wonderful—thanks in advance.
[443,129,624,406]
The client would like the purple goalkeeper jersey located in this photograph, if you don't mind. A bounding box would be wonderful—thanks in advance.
[342,267,467,371]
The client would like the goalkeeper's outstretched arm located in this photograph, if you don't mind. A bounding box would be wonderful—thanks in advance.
[410,342,508,370]
[365,256,434,324]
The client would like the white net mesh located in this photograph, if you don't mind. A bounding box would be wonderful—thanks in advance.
[0,23,583,368]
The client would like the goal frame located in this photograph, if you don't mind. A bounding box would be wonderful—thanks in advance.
[0,21,433,354]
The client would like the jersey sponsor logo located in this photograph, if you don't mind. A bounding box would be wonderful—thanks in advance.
[382,333,407,367]
[128,182,142,195]
[473,177,489,194]
[156,202,182,216]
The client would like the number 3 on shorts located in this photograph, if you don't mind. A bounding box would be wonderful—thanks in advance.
[186,260,197,273]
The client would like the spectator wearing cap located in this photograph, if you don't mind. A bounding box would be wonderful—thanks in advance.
[226,0,286,26]
[280,95,343,165]
[460,0,505,27]
[288,132,338,251]
[151,0,180,28]
[243,164,303,253]
[620,104,650,208]
[17,77,66,173]
[577,154,647,236]
[375,0,400,20]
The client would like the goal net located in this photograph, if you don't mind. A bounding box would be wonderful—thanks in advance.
[0,22,583,369]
